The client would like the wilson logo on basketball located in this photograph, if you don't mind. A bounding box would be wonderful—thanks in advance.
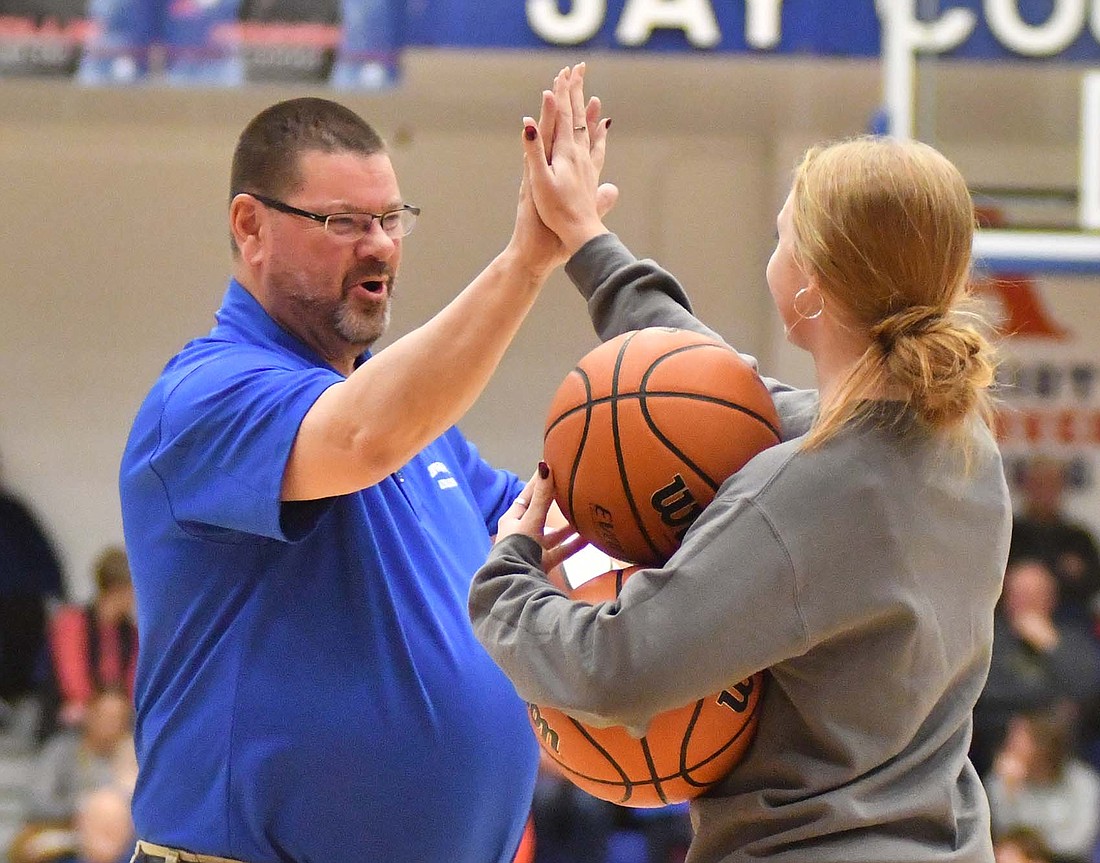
[650,474,702,538]
[717,678,756,713]
[527,703,559,752]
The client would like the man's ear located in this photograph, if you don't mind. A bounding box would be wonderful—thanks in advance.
[230,194,265,267]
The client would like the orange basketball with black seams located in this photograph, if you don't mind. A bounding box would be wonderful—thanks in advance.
[543,328,781,567]
[527,565,765,807]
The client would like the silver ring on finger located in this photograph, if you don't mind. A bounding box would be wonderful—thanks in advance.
[573,125,587,132]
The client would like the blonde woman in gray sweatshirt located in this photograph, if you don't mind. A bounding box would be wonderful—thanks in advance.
[469,65,1011,863]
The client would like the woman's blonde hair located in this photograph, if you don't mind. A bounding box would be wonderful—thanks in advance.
[789,136,997,451]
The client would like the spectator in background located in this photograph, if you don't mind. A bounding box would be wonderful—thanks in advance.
[531,760,616,863]
[608,803,692,863]
[993,826,1056,863]
[46,546,136,731]
[532,760,693,863]
[973,558,1100,776]
[985,709,1100,863]
[66,785,135,863]
[24,688,137,825]
[1010,456,1100,626]
[0,451,66,719]
[8,783,136,863]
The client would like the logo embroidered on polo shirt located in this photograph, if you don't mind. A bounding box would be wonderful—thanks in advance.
[427,461,458,490]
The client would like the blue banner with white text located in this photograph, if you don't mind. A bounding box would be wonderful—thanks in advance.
[406,0,1100,61]
[4,0,1100,86]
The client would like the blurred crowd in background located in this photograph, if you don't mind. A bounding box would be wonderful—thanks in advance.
[1,451,1099,863]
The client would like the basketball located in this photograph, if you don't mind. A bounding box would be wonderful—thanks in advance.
[527,565,764,807]
[544,328,781,566]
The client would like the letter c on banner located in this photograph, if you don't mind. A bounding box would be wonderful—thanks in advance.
[875,0,975,53]
[528,0,605,44]
[985,0,1086,57]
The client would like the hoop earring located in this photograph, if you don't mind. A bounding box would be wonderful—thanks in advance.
[792,287,824,320]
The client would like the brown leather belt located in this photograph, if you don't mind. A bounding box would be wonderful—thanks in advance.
[132,840,250,863]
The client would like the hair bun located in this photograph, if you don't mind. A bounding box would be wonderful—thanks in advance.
[876,308,995,429]
[870,306,944,355]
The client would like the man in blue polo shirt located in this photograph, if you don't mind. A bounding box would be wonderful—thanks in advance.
[119,93,613,863]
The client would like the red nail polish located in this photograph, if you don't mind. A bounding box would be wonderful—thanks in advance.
[538,461,549,479]
[524,126,537,141]
[605,118,612,130]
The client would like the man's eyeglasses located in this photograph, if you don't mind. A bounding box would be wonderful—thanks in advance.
[249,193,420,241]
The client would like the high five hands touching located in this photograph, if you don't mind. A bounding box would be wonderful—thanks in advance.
[519,63,617,263]
[498,63,616,574]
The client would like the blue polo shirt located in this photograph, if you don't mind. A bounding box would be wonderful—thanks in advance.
[119,280,538,863]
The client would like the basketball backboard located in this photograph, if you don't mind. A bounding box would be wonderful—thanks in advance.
[878,2,1100,274]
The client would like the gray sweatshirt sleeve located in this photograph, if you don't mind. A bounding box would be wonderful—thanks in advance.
[564,232,723,343]
[564,232,818,441]
[469,476,806,733]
